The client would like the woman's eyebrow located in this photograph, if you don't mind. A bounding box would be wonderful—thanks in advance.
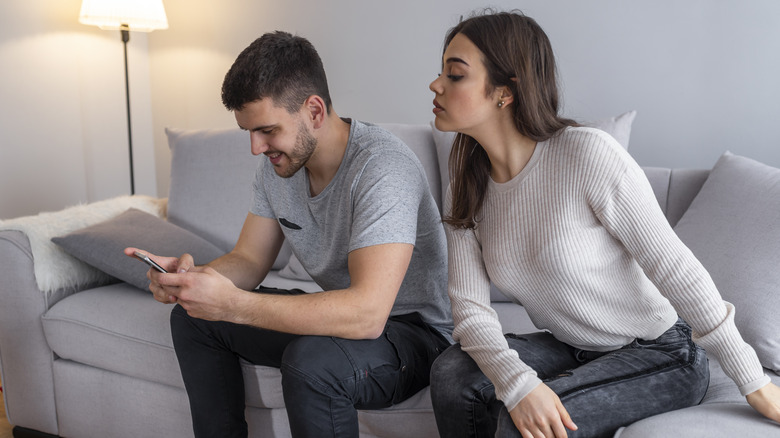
[445,56,470,66]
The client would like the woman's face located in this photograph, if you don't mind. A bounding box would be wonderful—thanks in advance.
[429,33,500,136]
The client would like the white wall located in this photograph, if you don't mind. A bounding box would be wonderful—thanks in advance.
[148,0,780,198]
[0,1,157,219]
[3,1,779,218]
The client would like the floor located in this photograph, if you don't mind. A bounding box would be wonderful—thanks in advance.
[0,377,14,438]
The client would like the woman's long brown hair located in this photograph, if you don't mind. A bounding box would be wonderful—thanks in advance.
[443,10,578,229]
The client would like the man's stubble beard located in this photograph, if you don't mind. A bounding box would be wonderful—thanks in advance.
[275,122,317,178]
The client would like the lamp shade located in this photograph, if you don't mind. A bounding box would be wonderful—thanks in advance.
[79,0,168,32]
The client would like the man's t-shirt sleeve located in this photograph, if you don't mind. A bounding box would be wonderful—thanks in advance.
[250,163,275,219]
[348,151,425,252]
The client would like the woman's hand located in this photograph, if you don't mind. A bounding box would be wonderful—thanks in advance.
[746,382,780,423]
[509,383,578,438]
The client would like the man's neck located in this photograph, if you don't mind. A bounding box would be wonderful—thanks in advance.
[306,113,351,197]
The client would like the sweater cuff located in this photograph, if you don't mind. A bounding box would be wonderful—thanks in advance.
[739,375,772,397]
[498,374,543,412]
[692,302,767,391]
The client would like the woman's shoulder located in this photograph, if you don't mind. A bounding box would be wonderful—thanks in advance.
[552,126,624,151]
[540,126,636,185]
[548,126,631,164]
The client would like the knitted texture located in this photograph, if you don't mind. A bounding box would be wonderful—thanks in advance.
[445,127,768,410]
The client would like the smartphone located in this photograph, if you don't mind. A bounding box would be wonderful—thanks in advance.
[133,251,168,273]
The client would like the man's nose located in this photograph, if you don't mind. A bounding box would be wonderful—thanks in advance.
[250,133,269,156]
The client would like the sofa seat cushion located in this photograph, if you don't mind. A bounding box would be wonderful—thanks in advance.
[615,356,780,437]
[614,403,780,437]
[41,281,310,410]
[42,284,184,388]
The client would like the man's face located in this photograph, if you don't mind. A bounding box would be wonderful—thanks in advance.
[235,99,317,178]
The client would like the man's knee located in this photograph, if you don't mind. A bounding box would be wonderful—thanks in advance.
[281,336,353,381]
[170,304,213,350]
[280,336,357,400]
[170,304,190,338]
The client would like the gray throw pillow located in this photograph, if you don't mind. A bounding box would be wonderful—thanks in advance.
[585,110,637,150]
[52,208,225,291]
[674,152,780,372]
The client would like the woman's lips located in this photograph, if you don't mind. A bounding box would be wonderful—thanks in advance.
[432,99,444,115]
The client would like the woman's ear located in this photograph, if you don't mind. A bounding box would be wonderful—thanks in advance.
[497,85,514,108]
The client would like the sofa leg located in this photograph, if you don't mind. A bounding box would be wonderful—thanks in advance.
[12,426,60,438]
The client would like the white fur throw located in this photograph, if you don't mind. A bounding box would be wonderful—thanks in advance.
[0,195,167,293]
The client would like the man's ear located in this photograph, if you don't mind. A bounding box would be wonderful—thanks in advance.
[303,95,327,129]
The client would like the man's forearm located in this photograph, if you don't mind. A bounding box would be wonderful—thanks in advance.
[227,243,412,339]
[231,286,391,340]
[207,251,268,291]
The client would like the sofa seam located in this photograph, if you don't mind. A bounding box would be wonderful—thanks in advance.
[41,315,173,351]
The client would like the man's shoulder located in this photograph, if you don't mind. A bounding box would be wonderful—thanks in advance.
[349,120,421,170]
[351,121,407,152]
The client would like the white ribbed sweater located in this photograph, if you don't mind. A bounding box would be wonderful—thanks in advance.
[445,127,769,411]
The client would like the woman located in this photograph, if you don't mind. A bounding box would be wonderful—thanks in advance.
[428,10,780,438]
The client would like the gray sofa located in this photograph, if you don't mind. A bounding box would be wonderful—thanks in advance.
[1,120,778,438]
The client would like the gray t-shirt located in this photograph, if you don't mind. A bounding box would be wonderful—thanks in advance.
[251,120,452,335]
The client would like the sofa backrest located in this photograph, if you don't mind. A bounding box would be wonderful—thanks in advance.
[642,167,709,227]
[166,127,259,253]
[164,124,442,269]
[164,124,709,269]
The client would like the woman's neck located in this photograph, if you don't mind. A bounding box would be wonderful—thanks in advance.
[473,119,537,183]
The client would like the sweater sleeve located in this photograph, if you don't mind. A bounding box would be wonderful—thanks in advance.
[443,188,542,411]
[593,150,769,395]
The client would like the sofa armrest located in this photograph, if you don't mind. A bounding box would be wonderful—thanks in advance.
[0,230,74,435]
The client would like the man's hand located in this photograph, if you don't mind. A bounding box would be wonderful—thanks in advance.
[746,382,780,424]
[124,247,194,304]
[154,264,242,321]
[509,383,578,438]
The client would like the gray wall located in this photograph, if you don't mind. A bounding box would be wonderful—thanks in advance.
[2,0,779,219]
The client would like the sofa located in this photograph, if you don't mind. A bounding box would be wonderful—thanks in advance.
[1,115,779,438]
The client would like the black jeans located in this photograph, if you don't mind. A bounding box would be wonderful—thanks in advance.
[170,287,449,438]
[430,319,709,438]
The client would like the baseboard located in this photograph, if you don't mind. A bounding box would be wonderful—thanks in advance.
[12,426,60,438]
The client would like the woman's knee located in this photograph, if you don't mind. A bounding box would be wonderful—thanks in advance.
[431,344,489,400]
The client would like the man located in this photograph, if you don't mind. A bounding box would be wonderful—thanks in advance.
[126,31,452,437]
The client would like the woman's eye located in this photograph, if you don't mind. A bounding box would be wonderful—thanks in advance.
[447,75,464,82]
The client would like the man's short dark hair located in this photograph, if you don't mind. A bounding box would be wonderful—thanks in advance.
[221,31,332,113]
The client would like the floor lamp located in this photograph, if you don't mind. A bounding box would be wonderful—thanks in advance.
[78,0,168,195]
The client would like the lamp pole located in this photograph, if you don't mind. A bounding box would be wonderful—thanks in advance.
[121,24,135,195]
[78,0,168,195]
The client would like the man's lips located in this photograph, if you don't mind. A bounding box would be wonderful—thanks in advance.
[266,152,283,165]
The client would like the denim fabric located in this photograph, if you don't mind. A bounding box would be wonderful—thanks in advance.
[170,287,449,438]
[430,319,709,438]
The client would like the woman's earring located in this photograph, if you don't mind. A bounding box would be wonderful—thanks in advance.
[498,101,505,108]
